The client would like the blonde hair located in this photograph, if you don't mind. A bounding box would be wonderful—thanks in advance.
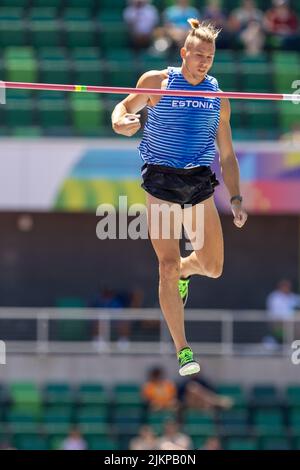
[184,18,221,48]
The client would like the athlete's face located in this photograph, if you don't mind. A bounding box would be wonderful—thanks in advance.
[181,40,215,83]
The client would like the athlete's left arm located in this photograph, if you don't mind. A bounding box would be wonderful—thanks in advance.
[216,98,248,229]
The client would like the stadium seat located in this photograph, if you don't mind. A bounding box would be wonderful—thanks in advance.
[64,20,96,48]
[286,385,300,407]
[113,383,142,407]
[34,0,62,7]
[29,7,58,21]
[86,436,119,450]
[250,385,281,406]
[30,20,61,48]
[147,410,177,434]
[0,20,26,46]
[216,384,246,408]
[100,23,128,50]
[0,7,24,20]
[259,437,291,450]
[70,94,105,136]
[43,383,74,406]
[37,97,70,134]
[279,102,300,133]
[9,382,42,413]
[43,406,73,425]
[225,437,258,450]
[14,434,48,450]
[253,409,285,436]
[78,383,110,406]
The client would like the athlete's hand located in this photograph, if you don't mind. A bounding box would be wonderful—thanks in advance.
[113,114,141,137]
[231,202,248,228]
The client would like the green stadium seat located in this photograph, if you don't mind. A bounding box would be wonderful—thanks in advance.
[253,409,285,436]
[30,20,61,48]
[68,0,95,7]
[44,383,74,406]
[98,11,124,23]
[48,433,68,450]
[112,407,142,434]
[286,385,300,407]
[251,385,280,406]
[70,94,105,136]
[76,406,108,423]
[244,102,278,134]
[73,59,105,87]
[64,20,96,48]
[78,383,110,406]
[0,8,24,20]
[147,410,176,434]
[216,384,246,408]
[86,436,119,450]
[14,434,48,450]
[259,437,291,450]
[63,8,92,21]
[11,127,43,138]
[4,98,35,128]
[98,0,126,12]
[29,7,58,21]
[100,23,129,50]
[34,0,62,7]
[39,59,71,84]
[219,409,249,436]
[279,101,300,133]
[9,382,42,413]
[183,410,216,436]
[214,50,236,64]
[289,409,300,432]
[43,406,73,424]
[37,97,70,134]
[1,0,29,6]
[113,383,142,406]
[211,64,238,92]
[0,20,26,47]
[225,437,258,450]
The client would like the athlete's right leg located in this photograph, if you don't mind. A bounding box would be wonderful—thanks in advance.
[146,193,187,353]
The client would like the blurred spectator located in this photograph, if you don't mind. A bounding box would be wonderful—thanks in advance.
[177,373,233,411]
[158,419,192,450]
[142,366,178,411]
[202,0,230,49]
[267,279,300,320]
[264,0,299,49]
[129,425,159,450]
[265,279,300,345]
[154,0,200,53]
[200,436,222,450]
[61,429,87,451]
[280,123,300,145]
[240,19,266,54]
[228,0,264,33]
[123,0,159,51]
[89,287,125,309]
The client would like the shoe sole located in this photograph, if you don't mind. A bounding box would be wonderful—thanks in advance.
[179,361,200,376]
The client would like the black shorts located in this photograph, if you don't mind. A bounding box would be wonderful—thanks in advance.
[141,163,219,207]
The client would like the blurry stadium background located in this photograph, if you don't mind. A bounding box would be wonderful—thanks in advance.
[0,0,299,451]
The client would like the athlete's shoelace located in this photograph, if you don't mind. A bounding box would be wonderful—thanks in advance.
[178,279,189,298]
[178,348,193,365]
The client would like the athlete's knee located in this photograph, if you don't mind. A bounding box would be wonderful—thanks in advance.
[159,258,180,281]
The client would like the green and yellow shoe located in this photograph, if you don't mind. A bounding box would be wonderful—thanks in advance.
[178,277,190,307]
[177,346,200,376]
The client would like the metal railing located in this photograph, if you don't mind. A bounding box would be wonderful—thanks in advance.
[0,308,299,356]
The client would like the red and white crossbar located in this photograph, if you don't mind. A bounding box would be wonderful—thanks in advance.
[1,81,299,101]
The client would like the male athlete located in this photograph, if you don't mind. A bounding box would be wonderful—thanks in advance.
[112,19,248,376]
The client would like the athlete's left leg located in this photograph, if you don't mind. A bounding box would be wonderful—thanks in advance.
[180,195,224,279]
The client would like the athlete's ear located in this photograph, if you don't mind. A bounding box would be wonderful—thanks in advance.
[180,47,186,60]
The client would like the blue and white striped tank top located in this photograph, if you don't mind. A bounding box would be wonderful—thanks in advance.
[138,67,221,169]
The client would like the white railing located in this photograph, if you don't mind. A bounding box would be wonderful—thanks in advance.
[0,308,299,356]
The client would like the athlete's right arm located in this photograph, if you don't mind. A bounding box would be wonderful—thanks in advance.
[111,70,164,137]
